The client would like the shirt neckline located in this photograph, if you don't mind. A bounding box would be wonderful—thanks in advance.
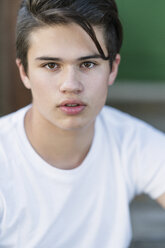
[16,105,101,180]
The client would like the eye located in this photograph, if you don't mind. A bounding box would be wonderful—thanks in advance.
[44,62,59,71]
[81,61,96,69]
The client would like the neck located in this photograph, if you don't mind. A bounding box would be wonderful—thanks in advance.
[24,107,95,170]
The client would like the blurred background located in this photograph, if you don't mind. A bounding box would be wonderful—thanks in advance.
[109,0,165,133]
[0,0,165,247]
[0,0,31,116]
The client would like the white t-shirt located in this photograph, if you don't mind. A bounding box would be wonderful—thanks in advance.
[0,105,165,248]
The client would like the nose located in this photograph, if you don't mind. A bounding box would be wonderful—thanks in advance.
[59,67,84,94]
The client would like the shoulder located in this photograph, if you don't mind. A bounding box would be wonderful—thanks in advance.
[0,106,30,194]
[99,106,165,200]
[100,105,149,128]
[0,106,27,132]
[0,105,30,166]
[0,105,30,138]
[99,105,141,130]
[99,105,165,141]
[98,106,165,181]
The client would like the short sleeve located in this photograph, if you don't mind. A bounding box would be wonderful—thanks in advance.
[134,124,165,199]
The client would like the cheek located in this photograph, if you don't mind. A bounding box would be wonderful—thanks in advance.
[90,74,109,96]
[89,76,109,110]
[29,73,57,100]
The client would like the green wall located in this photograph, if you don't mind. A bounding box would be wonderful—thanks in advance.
[116,0,165,82]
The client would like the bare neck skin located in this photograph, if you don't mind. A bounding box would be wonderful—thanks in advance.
[24,107,95,170]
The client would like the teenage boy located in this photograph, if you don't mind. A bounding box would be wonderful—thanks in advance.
[0,0,165,247]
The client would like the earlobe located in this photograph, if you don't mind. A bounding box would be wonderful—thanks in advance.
[108,54,121,86]
[16,59,31,89]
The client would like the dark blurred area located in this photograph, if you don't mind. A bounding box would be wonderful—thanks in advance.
[0,0,31,116]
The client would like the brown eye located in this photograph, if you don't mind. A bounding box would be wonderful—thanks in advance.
[45,63,59,70]
[81,62,96,69]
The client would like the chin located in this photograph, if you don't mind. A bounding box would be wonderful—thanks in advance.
[56,119,91,132]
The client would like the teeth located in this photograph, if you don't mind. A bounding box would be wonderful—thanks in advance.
[66,104,79,107]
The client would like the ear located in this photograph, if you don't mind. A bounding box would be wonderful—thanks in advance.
[108,54,121,86]
[16,59,31,89]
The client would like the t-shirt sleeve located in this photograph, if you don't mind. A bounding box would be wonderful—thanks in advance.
[131,123,165,199]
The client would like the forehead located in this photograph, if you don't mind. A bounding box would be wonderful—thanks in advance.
[27,23,107,60]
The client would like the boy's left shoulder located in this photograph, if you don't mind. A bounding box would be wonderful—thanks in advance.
[99,105,144,129]
[99,105,165,139]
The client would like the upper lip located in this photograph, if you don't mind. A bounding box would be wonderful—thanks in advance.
[58,100,87,107]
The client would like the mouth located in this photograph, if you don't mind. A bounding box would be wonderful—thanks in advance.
[58,100,87,107]
[63,103,81,107]
[58,100,87,115]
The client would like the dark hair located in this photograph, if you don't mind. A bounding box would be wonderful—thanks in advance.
[16,0,123,73]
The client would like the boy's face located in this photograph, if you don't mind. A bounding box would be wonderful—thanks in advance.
[17,23,120,131]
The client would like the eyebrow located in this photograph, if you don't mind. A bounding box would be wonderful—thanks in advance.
[78,55,103,61]
[35,54,104,62]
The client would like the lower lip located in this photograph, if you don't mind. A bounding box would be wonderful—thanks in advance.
[59,105,86,115]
